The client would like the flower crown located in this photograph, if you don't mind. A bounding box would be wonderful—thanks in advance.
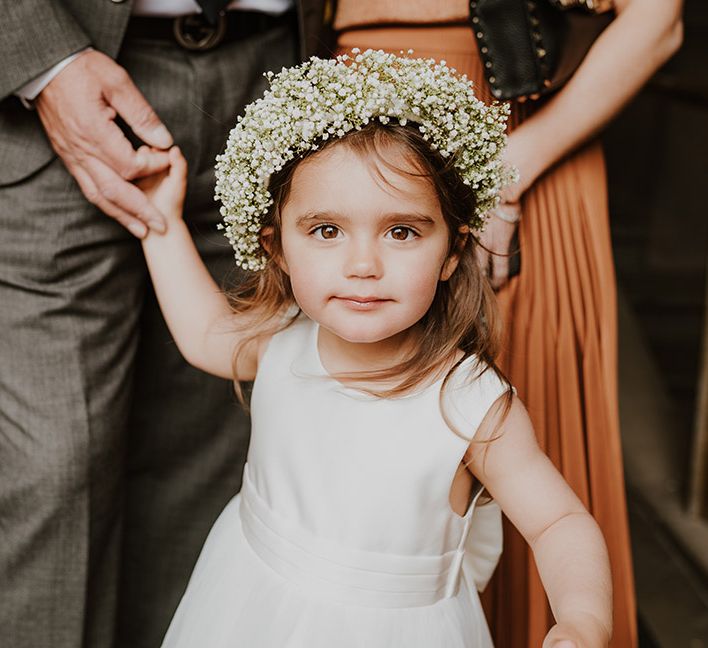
[215,49,514,271]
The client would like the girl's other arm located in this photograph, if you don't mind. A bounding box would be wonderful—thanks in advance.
[468,398,612,647]
[137,147,259,380]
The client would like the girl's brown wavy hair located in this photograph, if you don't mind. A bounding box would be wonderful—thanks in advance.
[227,122,511,441]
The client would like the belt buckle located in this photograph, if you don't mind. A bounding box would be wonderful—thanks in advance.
[173,12,227,51]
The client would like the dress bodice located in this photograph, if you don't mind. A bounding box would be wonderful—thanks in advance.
[247,315,508,577]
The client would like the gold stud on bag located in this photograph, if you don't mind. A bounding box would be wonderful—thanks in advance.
[469,0,614,101]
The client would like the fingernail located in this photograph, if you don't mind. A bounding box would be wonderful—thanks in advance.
[129,222,147,238]
[150,219,166,234]
[151,125,173,149]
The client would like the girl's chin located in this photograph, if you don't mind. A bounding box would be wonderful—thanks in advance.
[324,323,414,347]
[328,330,394,345]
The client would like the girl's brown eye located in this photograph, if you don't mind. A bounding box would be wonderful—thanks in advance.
[389,226,413,241]
[316,225,339,239]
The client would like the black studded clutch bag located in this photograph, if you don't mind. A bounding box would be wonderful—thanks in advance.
[469,0,614,101]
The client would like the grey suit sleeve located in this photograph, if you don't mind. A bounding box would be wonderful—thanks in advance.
[0,0,91,100]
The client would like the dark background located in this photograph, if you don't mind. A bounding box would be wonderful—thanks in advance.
[603,0,708,644]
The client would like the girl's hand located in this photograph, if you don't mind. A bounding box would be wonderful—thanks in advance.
[543,623,582,648]
[543,615,610,648]
[135,145,187,226]
[475,203,521,290]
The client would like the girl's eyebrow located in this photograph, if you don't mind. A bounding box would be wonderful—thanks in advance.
[380,212,437,227]
[294,211,342,227]
[295,211,437,227]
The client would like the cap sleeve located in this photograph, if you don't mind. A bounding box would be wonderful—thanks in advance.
[441,357,514,442]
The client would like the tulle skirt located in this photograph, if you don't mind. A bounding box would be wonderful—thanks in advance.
[161,493,494,648]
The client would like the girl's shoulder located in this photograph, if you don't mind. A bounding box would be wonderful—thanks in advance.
[445,353,511,395]
[441,355,514,441]
[255,308,312,369]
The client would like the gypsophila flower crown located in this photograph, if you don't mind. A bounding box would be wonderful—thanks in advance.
[215,48,515,271]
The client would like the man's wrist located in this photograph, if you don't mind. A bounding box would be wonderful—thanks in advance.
[14,48,92,108]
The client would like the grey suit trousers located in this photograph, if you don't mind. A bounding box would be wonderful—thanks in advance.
[0,22,296,648]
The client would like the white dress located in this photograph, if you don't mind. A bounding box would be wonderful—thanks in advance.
[162,314,510,647]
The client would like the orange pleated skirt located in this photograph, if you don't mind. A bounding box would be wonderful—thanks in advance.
[338,26,637,648]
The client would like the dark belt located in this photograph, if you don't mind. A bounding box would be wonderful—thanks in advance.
[124,10,295,51]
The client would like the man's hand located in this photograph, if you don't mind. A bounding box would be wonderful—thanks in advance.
[35,49,174,238]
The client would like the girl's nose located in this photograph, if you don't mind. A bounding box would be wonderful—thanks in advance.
[344,239,383,279]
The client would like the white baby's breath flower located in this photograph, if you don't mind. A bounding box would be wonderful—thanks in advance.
[215,49,515,271]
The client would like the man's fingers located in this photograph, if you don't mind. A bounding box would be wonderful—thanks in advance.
[38,50,171,180]
[104,70,173,149]
[94,122,171,181]
[91,159,167,232]
[133,145,172,179]
[72,165,148,238]
[79,157,167,233]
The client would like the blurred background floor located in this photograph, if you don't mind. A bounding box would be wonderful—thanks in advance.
[603,0,708,644]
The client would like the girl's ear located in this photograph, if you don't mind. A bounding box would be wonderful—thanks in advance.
[440,228,469,281]
[260,226,289,274]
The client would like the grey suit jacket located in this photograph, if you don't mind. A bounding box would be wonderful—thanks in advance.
[0,0,330,186]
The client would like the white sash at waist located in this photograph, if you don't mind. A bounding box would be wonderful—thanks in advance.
[239,466,465,608]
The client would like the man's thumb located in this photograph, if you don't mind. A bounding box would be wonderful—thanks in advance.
[107,70,173,149]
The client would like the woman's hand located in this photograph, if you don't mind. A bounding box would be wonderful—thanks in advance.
[475,202,521,290]
[473,129,532,290]
[136,146,188,228]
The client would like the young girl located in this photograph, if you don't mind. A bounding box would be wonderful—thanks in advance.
[138,50,611,648]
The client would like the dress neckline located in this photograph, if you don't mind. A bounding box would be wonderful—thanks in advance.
[298,316,477,401]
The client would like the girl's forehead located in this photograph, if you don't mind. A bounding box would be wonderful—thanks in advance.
[304,136,424,174]
[287,142,440,211]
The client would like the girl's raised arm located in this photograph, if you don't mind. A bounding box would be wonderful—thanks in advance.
[468,398,613,647]
[137,146,260,381]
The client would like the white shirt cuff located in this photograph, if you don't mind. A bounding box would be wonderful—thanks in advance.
[15,48,91,108]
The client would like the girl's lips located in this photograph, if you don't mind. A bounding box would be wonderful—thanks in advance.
[333,296,391,311]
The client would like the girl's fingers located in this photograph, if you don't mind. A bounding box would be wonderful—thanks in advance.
[168,146,188,178]
[167,146,188,205]
[134,145,171,178]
